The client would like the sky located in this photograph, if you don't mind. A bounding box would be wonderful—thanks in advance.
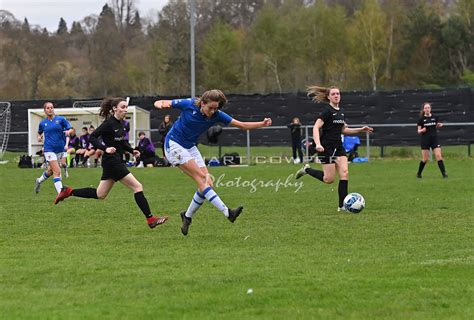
[1,0,169,31]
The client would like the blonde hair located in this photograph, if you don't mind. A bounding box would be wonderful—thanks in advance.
[196,89,228,109]
[306,85,339,103]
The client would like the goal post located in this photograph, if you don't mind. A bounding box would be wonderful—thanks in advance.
[27,105,150,156]
[0,101,12,162]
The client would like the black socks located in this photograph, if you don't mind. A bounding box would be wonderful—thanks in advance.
[417,161,427,175]
[72,188,98,199]
[437,160,446,176]
[134,191,152,218]
[338,180,348,208]
[306,168,324,182]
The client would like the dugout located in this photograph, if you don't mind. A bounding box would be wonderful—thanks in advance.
[27,106,150,156]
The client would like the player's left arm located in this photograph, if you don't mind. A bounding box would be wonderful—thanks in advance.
[342,124,373,135]
[229,118,272,130]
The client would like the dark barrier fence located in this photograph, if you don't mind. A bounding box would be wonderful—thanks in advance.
[5,88,474,151]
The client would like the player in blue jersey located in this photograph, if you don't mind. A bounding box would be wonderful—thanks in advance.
[295,86,373,211]
[154,89,272,235]
[34,102,73,196]
[416,102,448,178]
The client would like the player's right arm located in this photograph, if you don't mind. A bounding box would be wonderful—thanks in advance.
[313,119,324,152]
[37,123,44,142]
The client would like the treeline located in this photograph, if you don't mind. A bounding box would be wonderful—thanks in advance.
[0,0,473,100]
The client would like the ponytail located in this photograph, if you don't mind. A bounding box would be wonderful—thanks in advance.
[306,85,338,103]
[99,97,126,119]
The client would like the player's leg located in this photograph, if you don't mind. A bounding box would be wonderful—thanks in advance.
[47,155,64,194]
[335,156,349,210]
[433,147,447,178]
[417,149,429,178]
[119,173,168,228]
[34,164,53,193]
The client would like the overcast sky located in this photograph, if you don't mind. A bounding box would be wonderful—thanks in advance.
[1,0,169,31]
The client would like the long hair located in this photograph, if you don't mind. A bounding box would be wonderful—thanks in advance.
[420,102,431,118]
[99,97,126,119]
[306,85,339,103]
[196,89,228,109]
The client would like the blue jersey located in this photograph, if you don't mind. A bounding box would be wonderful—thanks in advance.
[167,98,233,148]
[38,116,72,153]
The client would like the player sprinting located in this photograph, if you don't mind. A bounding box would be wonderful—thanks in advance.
[154,89,272,235]
[295,86,373,211]
[416,102,448,178]
[53,97,168,229]
[34,102,73,195]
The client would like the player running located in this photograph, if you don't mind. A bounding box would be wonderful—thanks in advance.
[34,102,73,195]
[295,85,373,211]
[154,89,272,236]
[53,97,168,229]
[416,102,448,178]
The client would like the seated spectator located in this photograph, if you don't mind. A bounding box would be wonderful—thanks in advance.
[136,131,157,168]
[66,127,80,167]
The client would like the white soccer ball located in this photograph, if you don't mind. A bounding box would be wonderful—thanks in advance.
[343,193,365,213]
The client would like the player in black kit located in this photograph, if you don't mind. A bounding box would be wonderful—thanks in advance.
[416,102,448,178]
[295,86,373,211]
[53,97,168,229]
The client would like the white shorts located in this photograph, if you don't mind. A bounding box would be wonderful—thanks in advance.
[44,151,64,163]
[165,139,205,167]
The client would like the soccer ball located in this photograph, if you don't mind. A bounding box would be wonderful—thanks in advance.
[343,193,365,213]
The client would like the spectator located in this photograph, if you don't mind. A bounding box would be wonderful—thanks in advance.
[287,117,304,164]
[136,131,157,168]
[158,114,172,158]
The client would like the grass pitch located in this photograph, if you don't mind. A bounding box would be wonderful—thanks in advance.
[0,152,473,319]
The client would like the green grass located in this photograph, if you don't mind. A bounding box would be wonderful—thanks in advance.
[0,151,473,319]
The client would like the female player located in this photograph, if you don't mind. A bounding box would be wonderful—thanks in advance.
[34,102,73,194]
[53,97,168,229]
[154,89,272,235]
[295,86,373,211]
[416,102,448,178]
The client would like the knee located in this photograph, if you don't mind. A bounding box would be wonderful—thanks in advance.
[97,192,107,200]
[323,176,335,184]
[134,182,143,193]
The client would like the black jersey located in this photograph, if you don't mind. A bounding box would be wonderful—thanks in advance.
[287,123,302,140]
[417,115,439,137]
[90,116,134,160]
[317,105,345,143]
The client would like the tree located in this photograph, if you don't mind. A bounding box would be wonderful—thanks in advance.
[89,4,124,95]
[57,17,68,35]
[199,21,242,90]
[350,0,388,90]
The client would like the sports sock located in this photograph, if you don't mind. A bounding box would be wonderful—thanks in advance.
[338,180,348,208]
[66,153,72,167]
[417,161,427,175]
[202,187,229,217]
[306,168,324,182]
[37,171,50,184]
[72,188,98,199]
[437,160,446,175]
[185,191,205,218]
[53,177,63,193]
[134,191,152,218]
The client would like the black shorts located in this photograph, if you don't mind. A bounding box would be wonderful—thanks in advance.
[101,157,130,181]
[317,141,346,164]
[421,136,440,150]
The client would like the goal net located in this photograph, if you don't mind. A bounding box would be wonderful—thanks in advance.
[0,102,11,162]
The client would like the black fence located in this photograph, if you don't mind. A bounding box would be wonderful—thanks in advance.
[6,88,474,151]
